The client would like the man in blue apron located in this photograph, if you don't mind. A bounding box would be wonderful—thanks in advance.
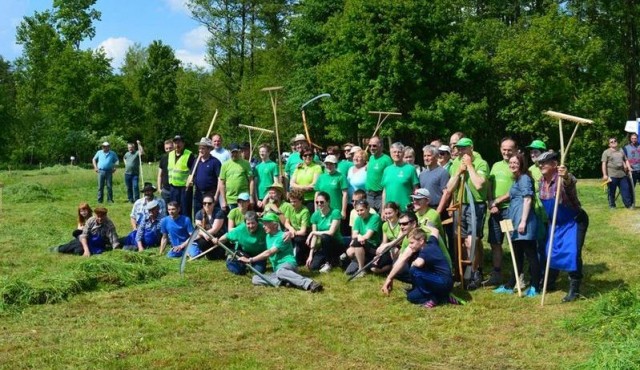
[537,151,589,302]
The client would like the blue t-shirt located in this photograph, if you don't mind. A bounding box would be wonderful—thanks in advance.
[417,235,452,277]
[418,166,450,207]
[93,150,119,171]
[195,156,222,191]
[160,215,193,247]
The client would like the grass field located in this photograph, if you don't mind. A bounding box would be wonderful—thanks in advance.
[1,165,638,369]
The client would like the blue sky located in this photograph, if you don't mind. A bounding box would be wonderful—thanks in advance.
[0,0,209,70]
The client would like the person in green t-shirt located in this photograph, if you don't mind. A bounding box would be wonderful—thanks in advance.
[445,137,489,291]
[411,188,444,236]
[254,144,279,207]
[261,182,293,225]
[370,202,401,275]
[213,211,267,275]
[227,192,252,230]
[284,134,307,179]
[306,191,344,272]
[337,142,355,175]
[284,189,311,265]
[290,148,323,210]
[485,137,517,287]
[365,136,393,211]
[381,142,419,211]
[346,199,382,276]
[238,213,323,292]
[315,155,348,219]
[219,144,254,210]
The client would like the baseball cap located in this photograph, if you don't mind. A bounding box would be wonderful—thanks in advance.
[455,138,473,147]
[411,188,431,199]
[526,140,547,151]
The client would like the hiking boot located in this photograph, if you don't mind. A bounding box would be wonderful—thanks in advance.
[308,281,323,293]
[466,270,483,291]
[493,285,514,294]
[482,271,502,287]
[319,262,332,273]
[562,279,580,303]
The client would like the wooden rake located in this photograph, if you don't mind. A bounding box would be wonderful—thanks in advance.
[541,110,593,306]
[261,86,284,178]
[499,219,523,297]
[238,124,274,163]
[365,111,401,151]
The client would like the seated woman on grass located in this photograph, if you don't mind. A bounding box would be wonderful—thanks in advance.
[305,191,344,273]
[370,202,401,275]
[160,201,194,258]
[73,202,92,239]
[284,189,311,266]
[228,192,252,230]
[188,193,227,260]
[382,227,460,308]
[57,206,120,256]
[345,199,382,277]
[212,211,268,275]
[261,182,293,225]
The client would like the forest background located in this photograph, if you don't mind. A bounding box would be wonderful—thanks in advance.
[1,0,639,177]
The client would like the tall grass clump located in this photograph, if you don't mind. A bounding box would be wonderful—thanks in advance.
[0,252,168,312]
[4,183,57,203]
[565,287,640,369]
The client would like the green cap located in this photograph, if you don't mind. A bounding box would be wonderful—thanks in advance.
[261,212,280,223]
[526,140,547,150]
[455,138,473,147]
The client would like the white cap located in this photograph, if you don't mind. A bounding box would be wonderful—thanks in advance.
[349,146,363,154]
[438,145,451,153]
[324,155,338,164]
[102,141,110,147]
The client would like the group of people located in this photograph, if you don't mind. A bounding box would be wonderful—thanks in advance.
[601,133,640,209]
[54,130,593,308]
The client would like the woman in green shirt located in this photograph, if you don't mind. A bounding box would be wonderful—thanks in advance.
[228,192,252,230]
[290,149,323,211]
[371,202,400,275]
[284,189,311,266]
[306,191,344,272]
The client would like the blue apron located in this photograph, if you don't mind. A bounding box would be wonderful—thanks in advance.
[88,234,106,254]
[541,198,578,272]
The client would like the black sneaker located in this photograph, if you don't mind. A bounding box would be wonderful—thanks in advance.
[466,270,483,291]
[308,281,323,293]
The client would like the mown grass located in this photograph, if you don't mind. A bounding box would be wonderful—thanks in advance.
[0,166,638,369]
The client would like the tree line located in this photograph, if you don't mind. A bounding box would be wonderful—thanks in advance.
[1,0,638,177]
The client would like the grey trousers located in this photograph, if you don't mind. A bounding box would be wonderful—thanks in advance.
[252,263,312,290]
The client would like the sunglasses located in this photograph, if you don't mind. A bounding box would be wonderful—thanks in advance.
[315,201,325,205]
[203,202,213,205]
[610,140,617,143]
[398,221,410,226]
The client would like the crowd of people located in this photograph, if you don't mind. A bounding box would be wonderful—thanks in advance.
[52,130,602,308]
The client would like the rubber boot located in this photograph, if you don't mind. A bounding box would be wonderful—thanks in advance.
[562,279,580,302]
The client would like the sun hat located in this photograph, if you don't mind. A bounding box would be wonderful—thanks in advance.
[101,141,110,147]
[290,134,306,143]
[438,145,451,153]
[268,183,285,198]
[323,155,338,164]
[195,137,213,147]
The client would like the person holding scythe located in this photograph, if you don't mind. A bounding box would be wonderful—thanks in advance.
[188,137,222,215]
[188,193,227,260]
[537,151,589,302]
[210,211,268,274]
[237,213,323,292]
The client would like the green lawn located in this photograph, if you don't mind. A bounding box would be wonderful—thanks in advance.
[0,165,638,369]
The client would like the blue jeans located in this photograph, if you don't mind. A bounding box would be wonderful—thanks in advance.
[97,170,113,203]
[125,173,140,202]
[608,176,633,208]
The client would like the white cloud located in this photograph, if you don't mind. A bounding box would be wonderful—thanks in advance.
[96,37,134,69]
[175,48,208,69]
[164,0,190,14]
[182,25,208,50]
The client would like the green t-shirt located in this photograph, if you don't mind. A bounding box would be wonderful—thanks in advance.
[416,208,444,237]
[292,163,323,201]
[285,152,302,178]
[314,171,348,211]
[266,230,297,271]
[366,153,392,192]
[380,163,419,211]
[489,160,514,209]
[220,159,252,204]
[449,155,489,202]
[255,160,279,199]
[310,208,343,244]
[353,213,382,246]
[228,208,245,227]
[382,221,401,241]
[123,151,140,175]
[263,201,293,221]
[287,206,311,231]
[226,223,267,256]
[337,159,354,175]
[529,164,542,183]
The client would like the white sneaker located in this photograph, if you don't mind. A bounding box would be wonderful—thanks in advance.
[517,273,528,290]
[319,262,332,273]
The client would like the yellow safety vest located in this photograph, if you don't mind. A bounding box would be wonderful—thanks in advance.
[168,149,192,186]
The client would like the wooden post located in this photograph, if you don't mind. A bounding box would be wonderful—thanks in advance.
[261,86,284,178]
[499,219,522,297]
